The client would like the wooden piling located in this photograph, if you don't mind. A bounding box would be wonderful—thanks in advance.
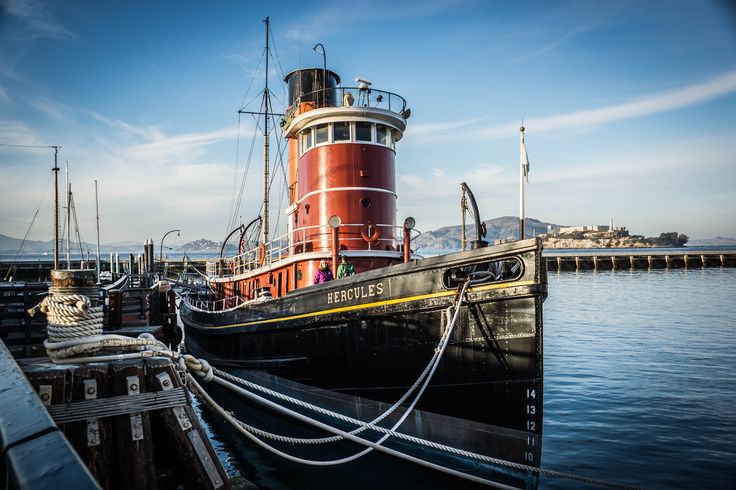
[145,358,229,489]
[67,363,114,489]
[110,360,157,489]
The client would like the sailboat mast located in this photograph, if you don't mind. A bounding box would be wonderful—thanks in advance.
[95,180,101,279]
[65,161,71,268]
[52,146,60,271]
[262,16,270,246]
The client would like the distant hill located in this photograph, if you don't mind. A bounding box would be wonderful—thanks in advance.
[415,216,561,250]
[0,234,52,253]
[178,238,220,252]
[0,233,135,254]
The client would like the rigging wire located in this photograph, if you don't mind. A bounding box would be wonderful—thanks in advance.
[229,113,261,232]
[225,114,244,238]
[227,22,290,242]
[226,48,265,236]
[0,143,57,149]
[267,22,288,111]
[3,172,53,280]
[267,23,286,82]
[238,50,265,111]
[69,191,86,259]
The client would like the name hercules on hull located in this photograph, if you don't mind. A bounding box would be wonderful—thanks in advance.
[327,282,384,305]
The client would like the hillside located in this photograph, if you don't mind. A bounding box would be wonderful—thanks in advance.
[414,217,561,250]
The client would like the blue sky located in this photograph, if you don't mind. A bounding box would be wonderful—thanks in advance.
[1,0,735,246]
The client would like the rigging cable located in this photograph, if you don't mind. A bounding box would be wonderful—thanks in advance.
[3,172,53,280]
[0,143,58,149]
[229,112,261,232]
[68,191,86,260]
[226,113,244,236]
[267,22,288,107]
[226,50,265,237]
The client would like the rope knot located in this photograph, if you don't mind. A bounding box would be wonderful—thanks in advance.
[179,354,214,382]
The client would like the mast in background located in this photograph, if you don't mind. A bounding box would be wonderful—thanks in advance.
[65,161,71,268]
[52,146,61,270]
[95,180,101,279]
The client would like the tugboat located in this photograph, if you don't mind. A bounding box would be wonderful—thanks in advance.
[181,18,546,489]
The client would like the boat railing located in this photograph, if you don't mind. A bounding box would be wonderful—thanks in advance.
[186,294,246,312]
[281,87,408,130]
[207,222,412,279]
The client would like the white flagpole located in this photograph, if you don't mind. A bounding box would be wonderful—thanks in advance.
[519,125,526,240]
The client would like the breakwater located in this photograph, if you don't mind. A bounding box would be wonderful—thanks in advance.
[545,249,736,271]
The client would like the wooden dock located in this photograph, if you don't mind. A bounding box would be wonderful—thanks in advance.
[544,249,736,271]
[1,339,231,490]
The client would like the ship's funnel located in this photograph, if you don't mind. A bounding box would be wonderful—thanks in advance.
[285,68,341,108]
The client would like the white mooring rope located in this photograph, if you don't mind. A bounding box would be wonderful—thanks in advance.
[32,278,641,490]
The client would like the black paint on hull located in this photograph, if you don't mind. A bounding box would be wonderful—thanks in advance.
[182,239,546,486]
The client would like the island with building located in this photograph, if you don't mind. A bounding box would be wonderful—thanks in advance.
[540,225,689,249]
[412,217,691,251]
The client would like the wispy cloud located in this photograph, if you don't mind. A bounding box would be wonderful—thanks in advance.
[124,126,239,162]
[283,0,462,41]
[27,98,68,122]
[405,71,736,143]
[0,120,46,148]
[0,85,10,103]
[3,0,74,41]
[515,6,620,62]
[90,112,163,142]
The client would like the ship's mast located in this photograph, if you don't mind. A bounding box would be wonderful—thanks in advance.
[262,16,270,246]
[95,180,101,279]
[52,146,60,271]
[65,161,71,268]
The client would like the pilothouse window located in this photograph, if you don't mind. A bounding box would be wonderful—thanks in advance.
[333,122,350,142]
[315,124,329,144]
[355,122,372,142]
[376,124,388,145]
[300,129,312,153]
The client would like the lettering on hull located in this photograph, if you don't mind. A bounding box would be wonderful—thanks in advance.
[327,282,384,305]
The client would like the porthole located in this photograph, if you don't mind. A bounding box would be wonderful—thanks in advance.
[360,197,371,208]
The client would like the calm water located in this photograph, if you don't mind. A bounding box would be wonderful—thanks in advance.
[541,268,736,489]
[195,267,736,489]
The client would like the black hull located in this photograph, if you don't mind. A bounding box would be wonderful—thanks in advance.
[182,239,546,486]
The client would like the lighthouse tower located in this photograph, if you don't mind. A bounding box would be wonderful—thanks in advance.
[281,68,408,259]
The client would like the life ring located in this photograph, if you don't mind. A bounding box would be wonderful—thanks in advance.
[361,222,381,243]
[257,243,266,266]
